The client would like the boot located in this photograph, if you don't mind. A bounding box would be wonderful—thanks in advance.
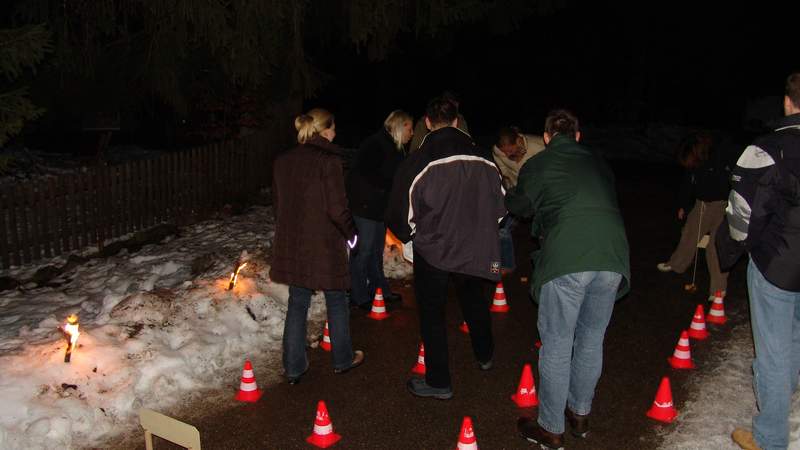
[565,408,589,438]
[517,417,564,449]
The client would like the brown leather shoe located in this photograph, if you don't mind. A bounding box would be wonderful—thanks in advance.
[732,428,762,450]
[517,417,564,449]
[565,408,589,438]
[334,350,364,374]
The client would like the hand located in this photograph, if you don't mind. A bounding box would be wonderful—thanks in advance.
[677,208,685,220]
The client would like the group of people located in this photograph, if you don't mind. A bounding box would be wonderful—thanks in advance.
[269,72,800,450]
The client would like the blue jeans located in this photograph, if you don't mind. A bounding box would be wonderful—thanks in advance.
[537,271,622,434]
[748,260,800,450]
[499,215,516,270]
[350,216,392,306]
[283,286,354,377]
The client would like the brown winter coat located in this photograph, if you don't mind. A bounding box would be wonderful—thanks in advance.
[270,136,357,291]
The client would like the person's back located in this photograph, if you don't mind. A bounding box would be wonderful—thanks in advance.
[388,125,505,280]
[512,134,629,300]
[723,72,800,450]
[386,96,504,400]
[741,121,800,289]
[510,109,629,449]
[271,108,363,387]
[272,137,354,289]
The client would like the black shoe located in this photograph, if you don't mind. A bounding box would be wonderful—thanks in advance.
[334,350,365,374]
[354,302,372,311]
[287,366,308,385]
[406,378,454,400]
[384,292,402,303]
[517,417,564,449]
[565,408,590,438]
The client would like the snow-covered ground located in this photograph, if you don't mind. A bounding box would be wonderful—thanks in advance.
[4,198,800,450]
[0,205,412,449]
[656,306,800,449]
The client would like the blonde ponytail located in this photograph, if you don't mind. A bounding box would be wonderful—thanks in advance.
[294,108,334,144]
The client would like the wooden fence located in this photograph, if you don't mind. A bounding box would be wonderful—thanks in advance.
[0,131,276,269]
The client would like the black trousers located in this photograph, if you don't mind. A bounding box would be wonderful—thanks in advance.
[413,251,494,388]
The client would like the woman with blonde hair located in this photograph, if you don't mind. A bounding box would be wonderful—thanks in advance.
[346,109,413,309]
[271,108,365,384]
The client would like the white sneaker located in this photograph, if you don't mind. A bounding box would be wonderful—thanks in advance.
[657,263,672,272]
[708,290,727,302]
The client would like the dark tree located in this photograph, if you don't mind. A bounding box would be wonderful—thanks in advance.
[11,0,560,140]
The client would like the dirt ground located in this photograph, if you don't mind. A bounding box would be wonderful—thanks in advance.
[131,161,751,450]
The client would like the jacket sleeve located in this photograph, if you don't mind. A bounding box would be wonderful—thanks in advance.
[385,158,416,243]
[322,155,357,241]
[716,143,779,269]
[505,162,536,218]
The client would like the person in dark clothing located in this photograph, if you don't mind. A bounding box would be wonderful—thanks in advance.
[346,110,413,309]
[271,108,364,385]
[386,96,506,400]
[657,131,731,299]
[720,73,800,450]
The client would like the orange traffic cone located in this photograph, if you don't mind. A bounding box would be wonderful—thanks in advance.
[490,282,510,312]
[367,288,390,320]
[706,291,727,325]
[234,359,263,402]
[411,342,426,375]
[646,376,678,423]
[320,321,331,352]
[455,416,478,450]
[511,363,539,407]
[306,400,342,448]
[459,321,470,334]
[667,330,695,369]
[688,304,709,340]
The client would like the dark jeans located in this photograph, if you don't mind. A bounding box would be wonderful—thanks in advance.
[350,215,392,306]
[499,215,516,270]
[413,250,494,388]
[283,286,354,377]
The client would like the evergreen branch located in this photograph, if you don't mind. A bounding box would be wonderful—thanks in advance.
[0,24,53,80]
[0,87,45,147]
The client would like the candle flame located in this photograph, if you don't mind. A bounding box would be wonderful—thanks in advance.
[228,262,248,290]
[64,314,80,348]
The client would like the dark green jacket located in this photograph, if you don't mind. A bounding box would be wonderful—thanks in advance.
[506,135,630,302]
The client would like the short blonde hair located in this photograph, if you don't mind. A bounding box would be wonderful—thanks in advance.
[295,108,334,144]
[383,110,413,151]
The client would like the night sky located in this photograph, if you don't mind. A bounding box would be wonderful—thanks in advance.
[308,2,795,148]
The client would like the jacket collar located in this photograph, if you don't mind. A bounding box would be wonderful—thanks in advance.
[306,135,342,153]
[547,134,578,148]
[418,125,471,150]
[773,113,800,131]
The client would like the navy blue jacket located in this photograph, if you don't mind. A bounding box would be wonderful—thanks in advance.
[385,127,506,281]
[716,113,800,291]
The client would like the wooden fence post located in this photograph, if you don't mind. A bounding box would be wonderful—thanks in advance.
[0,189,10,268]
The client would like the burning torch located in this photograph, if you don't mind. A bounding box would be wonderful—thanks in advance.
[63,314,80,363]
